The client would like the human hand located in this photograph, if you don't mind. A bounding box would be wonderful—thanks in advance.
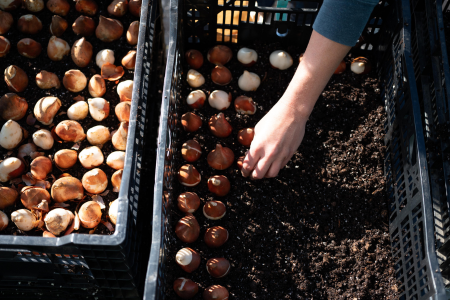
[241,99,307,179]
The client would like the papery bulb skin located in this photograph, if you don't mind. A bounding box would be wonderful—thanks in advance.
[207,144,234,170]
[178,164,201,187]
[208,113,232,138]
[234,95,256,115]
[185,49,203,69]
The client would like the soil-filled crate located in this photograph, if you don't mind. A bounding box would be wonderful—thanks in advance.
[0,0,161,299]
[144,0,450,299]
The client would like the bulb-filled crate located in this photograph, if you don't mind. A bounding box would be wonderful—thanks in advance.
[144,0,450,299]
[0,0,161,299]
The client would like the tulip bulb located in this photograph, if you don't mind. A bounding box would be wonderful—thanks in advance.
[203,285,229,300]
[122,50,136,69]
[63,70,87,92]
[79,146,104,169]
[207,175,230,196]
[269,50,293,70]
[238,128,254,147]
[112,122,129,150]
[11,209,36,231]
[0,11,13,34]
[0,120,23,150]
[88,75,107,98]
[17,38,42,58]
[178,164,201,187]
[209,113,232,138]
[207,45,232,65]
[108,0,128,17]
[54,149,77,169]
[30,156,52,180]
[47,36,70,61]
[32,129,54,150]
[129,0,142,17]
[67,101,89,120]
[181,112,202,132]
[204,226,229,248]
[173,278,198,299]
[0,187,18,209]
[186,69,205,88]
[106,151,125,170]
[211,65,232,85]
[207,144,234,170]
[208,90,231,110]
[34,96,61,125]
[24,0,44,12]
[55,120,86,142]
[82,168,108,194]
[127,21,139,45]
[18,143,37,162]
[0,93,28,121]
[0,211,8,231]
[117,80,133,102]
[203,200,226,220]
[177,192,200,214]
[238,70,260,91]
[206,258,230,278]
[351,57,371,74]
[111,169,122,192]
[181,140,202,162]
[0,36,10,57]
[186,90,206,109]
[44,208,74,236]
[78,201,102,228]
[72,15,96,36]
[175,214,200,243]
[36,71,60,89]
[96,16,124,42]
[46,0,70,16]
[75,0,98,16]
[51,177,84,202]
[109,199,118,225]
[5,65,28,93]
[234,95,256,115]
[185,49,203,69]
[21,187,51,210]
[0,157,25,182]
[17,15,42,34]
[96,49,115,69]
[176,248,201,273]
[87,125,111,145]
[88,98,110,121]
[71,37,93,68]
[50,15,68,36]
[237,47,257,66]
[115,101,131,122]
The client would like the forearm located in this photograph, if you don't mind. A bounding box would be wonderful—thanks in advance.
[279,30,351,118]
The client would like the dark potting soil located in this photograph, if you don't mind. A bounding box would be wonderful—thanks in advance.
[163,42,399,299]
[0,1,142,236]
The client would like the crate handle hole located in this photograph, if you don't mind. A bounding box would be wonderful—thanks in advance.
[276,28,289,37]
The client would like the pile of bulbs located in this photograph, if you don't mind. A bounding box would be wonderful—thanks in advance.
[0,0,143,237]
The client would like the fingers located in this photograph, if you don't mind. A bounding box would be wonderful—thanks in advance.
[251,157,272,179]
[264,159,283,178]
[241,148,260,177]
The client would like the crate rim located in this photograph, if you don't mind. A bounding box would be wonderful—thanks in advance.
[0,0,152,249]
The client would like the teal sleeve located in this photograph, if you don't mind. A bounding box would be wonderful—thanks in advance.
[312,0,379,47]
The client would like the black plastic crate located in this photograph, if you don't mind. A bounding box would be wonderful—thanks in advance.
[0,0,161,299]
[144,0,450,299]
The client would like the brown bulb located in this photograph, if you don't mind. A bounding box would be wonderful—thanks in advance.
[0,187,18,209]
[208,113,232,138]
[176,248,201,273]
[206,258,230,278]
[334,61,346,75]
[207,45,232,65]
[181,140,202,162]
[101,62,125,81]
[173,278,198,299]
[207,175,230,197]
[17,15,42,34]
[55,120,86,142]
[178,164,201,187]
[17,38,41,58]
[88,74,106,97]
[127,21,139,45]
[115,101,131,122]
[47,36,70,61]
[234,95,256,115]
[5,65,28,93]
[175,214,200,243]
[204,226,229,248]
[96,16,124,42]
[237,156,244,170]
[122,50,136,69]
[181,112,202,132]
[0,36,11,57]
[54,149,78,169]
[0,11,13,34]
[185,49,203,69]
[36,71,61,89]
[30,156,52,180]
[50,15,68,36]
[211,65,232,85]
[203,200,226,220]
[237,128,254,147]
[51,177,84,203]
[75,0,98,16]
[78,200,102,228]
[203,285,229,300]
[71,37,93,68]
[72,15,96,36]
[46,0,70,16]
[21,187,51,210]
[207,144,234,170]
[129,0,141,17]
[108,0,128,17]
[177,192,200,214]
[0,93,28,121]
[63,69,87,92]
